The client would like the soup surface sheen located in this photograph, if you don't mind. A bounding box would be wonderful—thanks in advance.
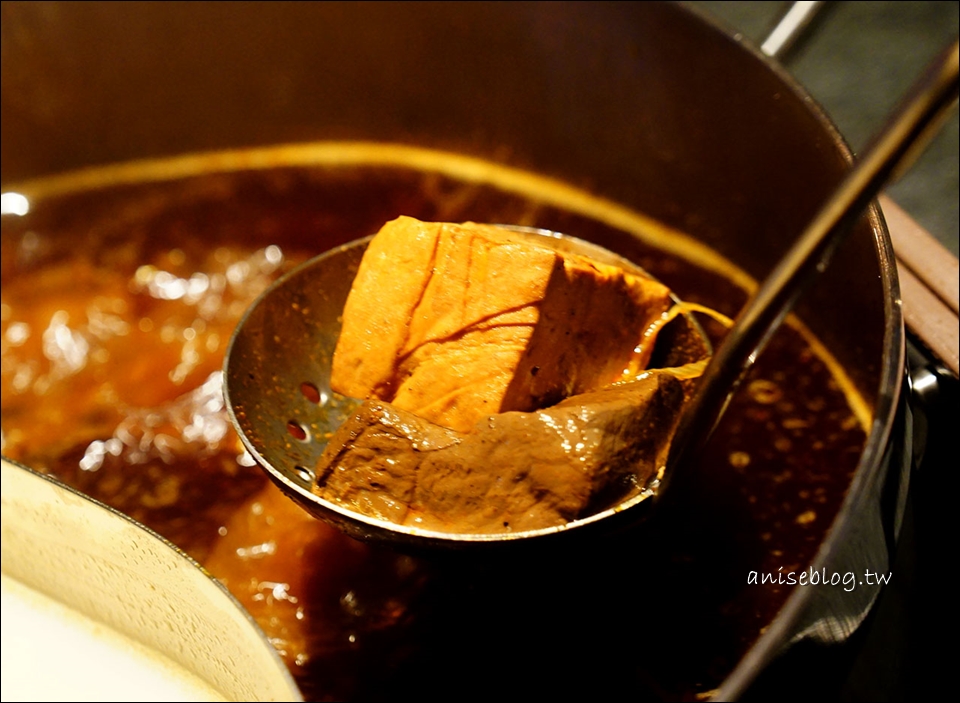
[1,144,866,701]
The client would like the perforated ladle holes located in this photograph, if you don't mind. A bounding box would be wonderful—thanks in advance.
[287,382,324,483]
[286,381,326,441]
[300,381,322,404]
[293,466,315,482]
[286,420,309,441]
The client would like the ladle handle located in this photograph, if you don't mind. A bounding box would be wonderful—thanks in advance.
[759,2,960,377]
[661,39,960,496]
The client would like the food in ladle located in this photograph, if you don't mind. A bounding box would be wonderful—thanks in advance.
[330,216,674,432]
[317,370,686,532]
[317,216,697,532]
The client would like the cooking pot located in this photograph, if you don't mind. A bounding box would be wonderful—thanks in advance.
[1,2,947,700]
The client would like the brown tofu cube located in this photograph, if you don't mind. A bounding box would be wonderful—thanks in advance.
[330,216,672,432]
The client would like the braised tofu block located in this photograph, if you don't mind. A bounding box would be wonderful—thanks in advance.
[331,216,673,432]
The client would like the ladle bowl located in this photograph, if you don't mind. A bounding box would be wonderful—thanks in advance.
[223,226,711,551]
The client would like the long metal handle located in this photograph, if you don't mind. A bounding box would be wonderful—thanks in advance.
[660,39,960,496]
[760,1,960,378]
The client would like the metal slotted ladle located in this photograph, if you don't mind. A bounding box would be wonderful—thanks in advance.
[224,38,958,552]
[223,228,711,550]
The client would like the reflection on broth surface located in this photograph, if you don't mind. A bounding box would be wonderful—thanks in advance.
[1,145,866,701]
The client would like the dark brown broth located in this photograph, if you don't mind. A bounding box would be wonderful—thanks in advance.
[1,160,865,700]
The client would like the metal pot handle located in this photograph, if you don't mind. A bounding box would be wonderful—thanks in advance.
[760,0,825,59]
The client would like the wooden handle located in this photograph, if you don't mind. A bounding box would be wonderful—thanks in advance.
[880,194,959,376]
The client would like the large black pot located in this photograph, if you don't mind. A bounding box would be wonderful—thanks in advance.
[1,2,931,700]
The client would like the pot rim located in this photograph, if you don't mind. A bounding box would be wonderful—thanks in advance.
[692,9,909,697]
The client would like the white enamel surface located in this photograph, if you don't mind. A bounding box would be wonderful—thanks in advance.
[1,573,223,702]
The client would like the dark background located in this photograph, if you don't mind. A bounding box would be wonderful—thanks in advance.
[688,1,958,256]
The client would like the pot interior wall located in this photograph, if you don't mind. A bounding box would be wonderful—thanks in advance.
[0,1,888,406]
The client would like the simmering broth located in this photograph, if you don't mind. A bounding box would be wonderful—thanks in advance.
[1,144,867,701]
